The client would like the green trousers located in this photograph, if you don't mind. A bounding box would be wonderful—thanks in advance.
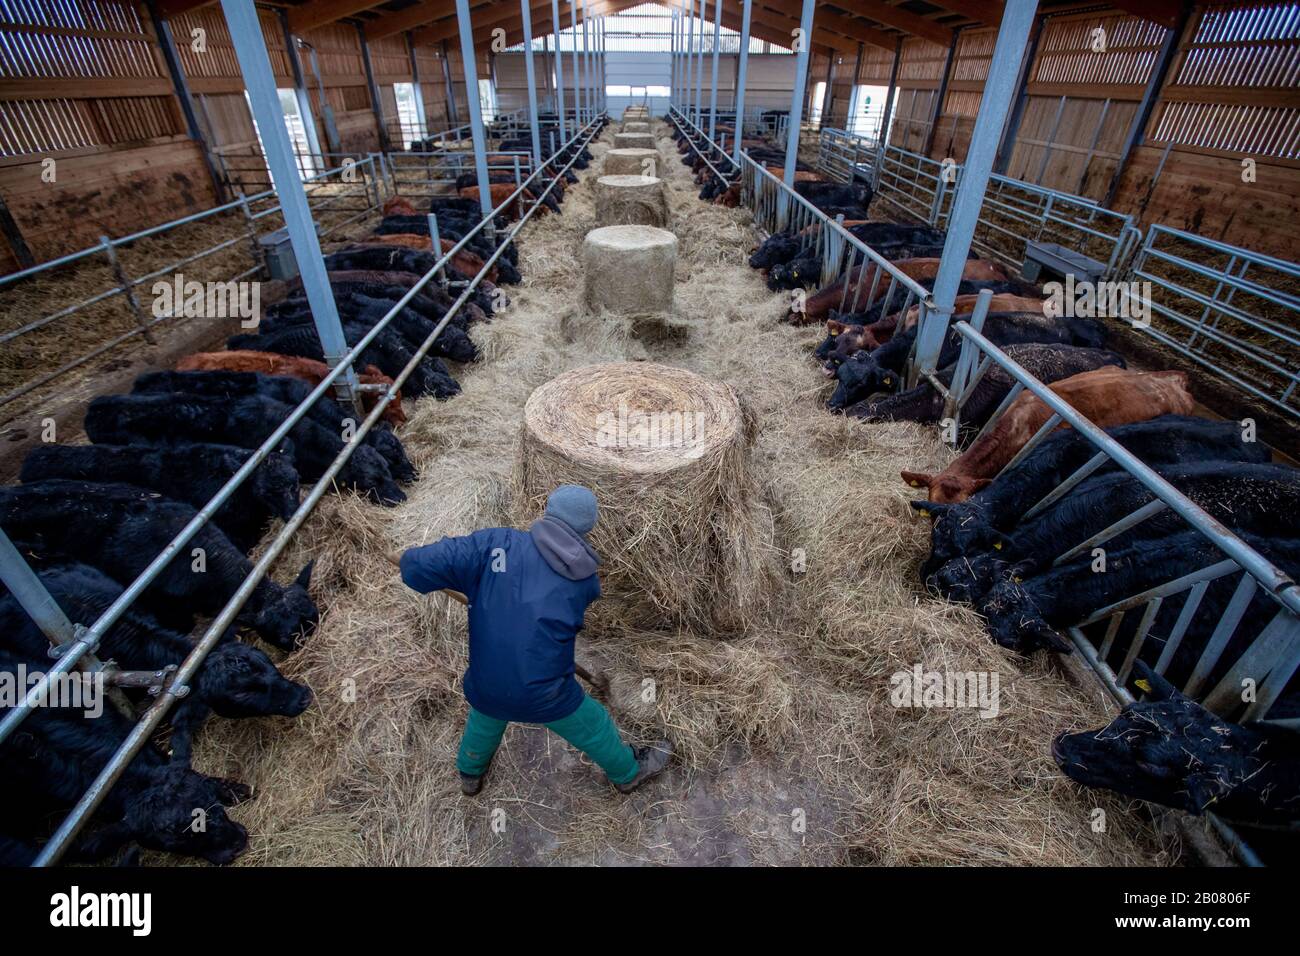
[456,693,639,785]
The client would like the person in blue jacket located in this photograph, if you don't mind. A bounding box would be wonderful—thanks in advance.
[394,484,672,795]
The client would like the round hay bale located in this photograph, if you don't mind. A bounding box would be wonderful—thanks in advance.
[604,148,660,177]
[614,131,656,150]
[622,120,651,134]
[516,362,774,629]
[583,224,677,314]
[594,174,669,228]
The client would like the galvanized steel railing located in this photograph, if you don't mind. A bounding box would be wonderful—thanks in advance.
[2,117,604,867]
[1130,225,1300,422]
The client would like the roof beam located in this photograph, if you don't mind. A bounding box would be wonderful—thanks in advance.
[920,0,1003,28]
[752,0,901,52]
[833,1,951,46]
[287,0,392,33]
[664,0,859,54]
[371,0,484,42]
[155,0,215,16]
[1109,0,1181,29]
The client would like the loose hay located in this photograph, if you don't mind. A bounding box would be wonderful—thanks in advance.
[169,119,1178,867]
[594,175,670,228]
[517,361,779,631]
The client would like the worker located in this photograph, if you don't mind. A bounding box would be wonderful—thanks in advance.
[391,484,672,795]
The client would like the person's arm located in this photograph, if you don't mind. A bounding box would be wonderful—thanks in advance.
[394,530,497,600]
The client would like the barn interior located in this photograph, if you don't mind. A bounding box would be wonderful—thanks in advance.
[0,0,1298,870]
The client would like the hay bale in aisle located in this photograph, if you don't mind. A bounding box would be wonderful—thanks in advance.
[622,120,651,133]
[614,132,656,150]
[604,147,660,177]
[516,362,775,630]
[583,225,677,314]
[595,175,669,228]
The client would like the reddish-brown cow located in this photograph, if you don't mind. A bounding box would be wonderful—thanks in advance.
[901,368,1196,503]
[794,257,1010,324]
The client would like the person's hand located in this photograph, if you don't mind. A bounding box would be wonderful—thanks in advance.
[385,550,403,569]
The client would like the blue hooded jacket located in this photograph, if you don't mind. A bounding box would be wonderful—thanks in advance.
[399,518,601,723]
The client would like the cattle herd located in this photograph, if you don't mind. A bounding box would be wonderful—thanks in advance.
[0,137,593,866]
[708,126,1300,834]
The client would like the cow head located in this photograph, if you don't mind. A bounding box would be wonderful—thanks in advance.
[829,352,898,411]
[1052,664,1274,818]
[116,766,250,865]
[901,470,993,504]
[252,450,301,521]
[250,561,318,651]
[909,499,1001,566]
[928,552,1014,604]
[340,444,406,507]
[976,575,1071,654]
[196,642,313,719]
[369,424,418,484]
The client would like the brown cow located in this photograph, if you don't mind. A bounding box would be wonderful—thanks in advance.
[794,257,1011,324]
[176,350,407,427]
[383,196,419,217]
[458,184,541,221]
[835,293,1048,352]
[901,368,1195,503]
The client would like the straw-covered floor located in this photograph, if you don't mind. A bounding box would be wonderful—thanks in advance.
[170,122,1181,866]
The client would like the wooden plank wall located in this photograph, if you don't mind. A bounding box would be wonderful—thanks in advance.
[0,0,215,270]
[887,38,948,154]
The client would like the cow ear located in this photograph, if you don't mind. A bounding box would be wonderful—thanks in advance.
[1131,661,1178,701]
[908,499,948,519]
[1027,619,1072,654]
[827,320,845,336]
[967,478,995,494]
[901,470,932,490]
[295,560,315,590]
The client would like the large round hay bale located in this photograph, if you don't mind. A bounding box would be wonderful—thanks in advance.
[604,147,660,177]
[622,120,651,134]
[517,362,774,629]
[583,225,676,314]
[614,131,656,150]
[594,175,669,228]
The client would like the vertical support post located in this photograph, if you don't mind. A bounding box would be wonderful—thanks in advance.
[551,0,567,139]
[356,23,392,153]
[101,236,154,345]
[146,0,227,203]
[453,0,496,227]
[672,9,680,110]
[733,0,752,164]
[220,0,360,403]
[878,37,901,153]
[916,0,1039,376]
[782,0,816,188]
[407,32,430,143]
[922,30,958,158]
[693,0,705,121]
[583,0,593,121]
[848,41,864,133]
[278,7,326,170]
[521,0,544,168]
[569,1,581,126]
[1102,4,1193,208]
[685,0,696,120]
[819,52,835,129]
[707,0,722,140]
[441,40,460,126]
[993,15,1042,174]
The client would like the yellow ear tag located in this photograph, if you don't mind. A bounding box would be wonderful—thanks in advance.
[918,509,930,518]
[1134,678,1152,693]
[993,541,1003,550]
[1012,576,1022,584]
[909,480,920,488]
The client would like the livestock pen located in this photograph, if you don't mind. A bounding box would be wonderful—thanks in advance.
[1,0,1299,895]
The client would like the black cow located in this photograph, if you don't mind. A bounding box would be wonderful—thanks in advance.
[0,481,318,650]
[86,392,405,506]
[827,312,1109,411]
[1054,663,1300,824]
[914,415,1273,577]
[228,320,459,401]
[794,181,873,216]
[131,370,416,484]
[20,442,299,552]
[848,344,1125,429]
[0,647,250,864]
[934,461,1300,603]
[0,563,312,764]
[976,531,1297,654]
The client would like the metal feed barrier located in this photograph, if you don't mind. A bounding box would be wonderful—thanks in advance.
[0,117,604,867]
[1129,226,1300,422]
[0,157,382,414]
